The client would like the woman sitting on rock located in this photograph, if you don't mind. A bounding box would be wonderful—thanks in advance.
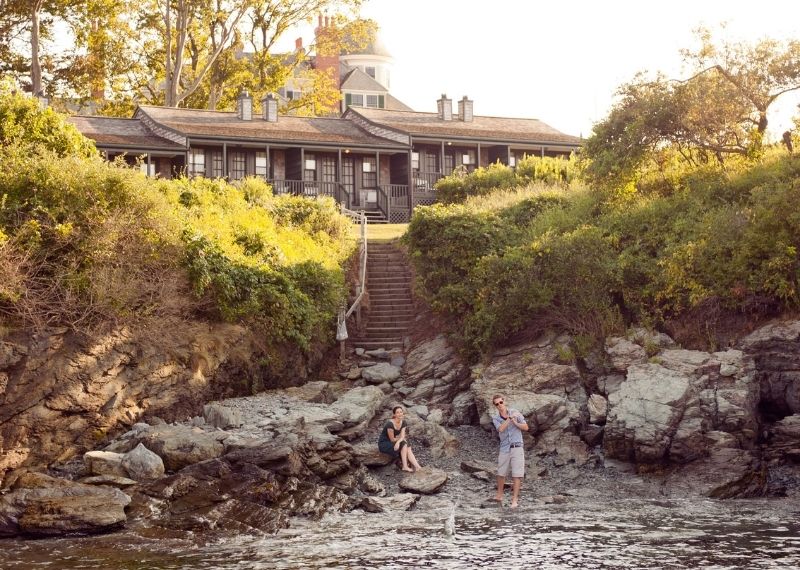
[378,406,422,472]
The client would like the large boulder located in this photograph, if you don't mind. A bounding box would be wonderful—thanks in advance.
[361,363,401,384]
[604,348,759,465]
[130,425,226,472]
[740,320,800,416]
[403,336,472,406]
[471,336,586,431]
[0,472,130,537]
[398,468,448,494]
[121,443,165,481]
[329,386,385,431]
[202,403,243,429]
[83,450,127,477]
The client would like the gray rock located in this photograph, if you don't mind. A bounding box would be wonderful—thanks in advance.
[361,362,402,383]
[378,382,393,394]
[365,348,392,360]
[83,450,127,477]
[408,405,429,419]
[605,337,647,371]
[587,394,608,423]
[461,459,497,474]
[329,385,386,428]
[398,468,448,494]
[121,443,165,481]
[0,472,130,538]
[78,475,138,488]
[448,392,477,426]
[203,403,244,429]
[427,409,444,424]
[351,441,394,467]
[355,347,365,356]
[132,425,226,471]
[390,356,406,367]
[361,493,419,513]
[284,381,335,403]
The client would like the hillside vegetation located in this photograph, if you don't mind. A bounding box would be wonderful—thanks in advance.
[0,87,354,371]
[405,152,800,360]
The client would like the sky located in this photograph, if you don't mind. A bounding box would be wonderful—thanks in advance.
[301,0,800,140]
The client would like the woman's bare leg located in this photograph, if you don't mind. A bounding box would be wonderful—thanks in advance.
[407,447,422,470]
[400,445,412,471]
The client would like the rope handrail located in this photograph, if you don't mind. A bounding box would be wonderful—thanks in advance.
[337,205,367,351]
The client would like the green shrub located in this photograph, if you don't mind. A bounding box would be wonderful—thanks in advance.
[0,79,96,158]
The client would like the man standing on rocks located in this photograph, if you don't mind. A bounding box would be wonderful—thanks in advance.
[491,394,528,508]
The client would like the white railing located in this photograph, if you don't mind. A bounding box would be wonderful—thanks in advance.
[337,206,367,355]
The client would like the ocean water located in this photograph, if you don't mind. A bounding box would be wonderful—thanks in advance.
[3,497,800,569]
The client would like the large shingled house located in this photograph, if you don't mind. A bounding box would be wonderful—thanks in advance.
[69,93,580,222]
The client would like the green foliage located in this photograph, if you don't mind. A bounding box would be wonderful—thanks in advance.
[434,156,580,204]
[0,139,354,359]
[406,149,800,359]
[0,80,96,158]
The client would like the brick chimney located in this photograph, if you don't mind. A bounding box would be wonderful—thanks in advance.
[237,89,253,120]
[295,37,303,51]
[458,96,473,122]
[262,93,278,122]
[437,94,452,121]
[314,13,340,113]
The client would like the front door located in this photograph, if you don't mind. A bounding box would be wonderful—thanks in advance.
[361,156,377,208]
[342,157,355,207]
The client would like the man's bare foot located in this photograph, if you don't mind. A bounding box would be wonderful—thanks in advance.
[402,467,414,472]
[490,497,503,502]
[510,500,519,508]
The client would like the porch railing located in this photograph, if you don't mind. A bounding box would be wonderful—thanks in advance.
[270,179,352,209]
[413,171,443,192]
[375,185,389,220]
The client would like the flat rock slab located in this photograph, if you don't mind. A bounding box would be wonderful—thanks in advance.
[398,468,448,494]
[461,459,497,474]
[362,362,402,384]
[352,441,394,467]
[361,493,419,513]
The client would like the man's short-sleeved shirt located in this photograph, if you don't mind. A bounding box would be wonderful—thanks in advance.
[492,408,526,453]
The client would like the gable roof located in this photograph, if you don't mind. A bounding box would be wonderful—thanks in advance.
[67,116,185,151]
[347,107,581,146]
[340,67,387,92]
[136,105,406,149]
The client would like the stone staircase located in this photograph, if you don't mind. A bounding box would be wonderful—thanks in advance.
[349,241,414,351]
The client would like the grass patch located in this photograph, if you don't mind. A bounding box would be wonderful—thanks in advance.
[350,223,408,242]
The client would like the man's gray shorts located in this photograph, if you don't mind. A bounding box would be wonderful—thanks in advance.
[497,446,525,478]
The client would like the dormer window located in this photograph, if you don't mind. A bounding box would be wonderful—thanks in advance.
[365,66,376,78]
[366,94,385,108]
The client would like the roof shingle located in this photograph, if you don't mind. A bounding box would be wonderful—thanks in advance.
[67,116,185,150]
[349,108,581,145]
[137,105,405,148]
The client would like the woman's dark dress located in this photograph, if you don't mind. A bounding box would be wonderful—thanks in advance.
[378,419,407,457]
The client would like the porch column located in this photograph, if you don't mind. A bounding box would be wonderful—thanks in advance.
[222,143,228,178]
[300,147,305,196]
[408,148,413,211]
[337,148,342,206]
[266,144,270,180]
[440,141,445,176]
[508,146,512,167]
[477,142,481,168]
[146,154,152,177]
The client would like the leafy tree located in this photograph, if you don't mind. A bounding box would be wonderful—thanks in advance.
[584,31,800,185]
[0,78,96,157]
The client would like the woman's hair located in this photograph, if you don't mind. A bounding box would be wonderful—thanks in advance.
[392,406,404,415]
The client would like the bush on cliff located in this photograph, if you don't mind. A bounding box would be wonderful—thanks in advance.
[0,94,354,360]
[405,150,800,359]
[434,154,581,204]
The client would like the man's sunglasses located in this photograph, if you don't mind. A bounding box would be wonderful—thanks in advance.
[493,400,504,406]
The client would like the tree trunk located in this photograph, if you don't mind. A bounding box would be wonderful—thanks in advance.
[30,0,43,94]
